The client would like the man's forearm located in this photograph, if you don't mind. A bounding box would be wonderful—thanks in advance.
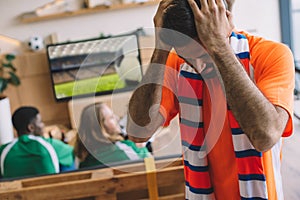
[185,0,287,151]
[127,49,169,141]
[208,43,288,151]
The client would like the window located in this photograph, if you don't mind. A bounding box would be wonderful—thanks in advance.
[280,0,300,97]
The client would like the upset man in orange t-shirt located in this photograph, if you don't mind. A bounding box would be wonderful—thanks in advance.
[127,0,295,199]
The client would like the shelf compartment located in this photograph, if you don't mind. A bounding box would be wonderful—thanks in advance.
[20,1,160,23]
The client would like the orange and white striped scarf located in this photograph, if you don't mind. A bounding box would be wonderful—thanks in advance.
[178,32,269,200]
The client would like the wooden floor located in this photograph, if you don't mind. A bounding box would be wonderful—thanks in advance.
[281,100,300,199]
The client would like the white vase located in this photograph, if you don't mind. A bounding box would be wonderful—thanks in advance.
[0,97,14,145]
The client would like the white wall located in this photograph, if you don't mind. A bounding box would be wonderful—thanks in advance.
[0,0,157,43]
[232,0,281,42]
[0,0,281,44]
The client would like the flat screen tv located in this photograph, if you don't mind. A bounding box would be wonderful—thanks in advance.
[46,32,143,101]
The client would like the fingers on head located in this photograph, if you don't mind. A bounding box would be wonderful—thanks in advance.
[188,0,203,16]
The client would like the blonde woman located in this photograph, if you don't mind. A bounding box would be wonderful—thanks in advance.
[75,102,150,168]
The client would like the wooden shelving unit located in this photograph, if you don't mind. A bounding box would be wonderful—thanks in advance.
[20,1,160,23]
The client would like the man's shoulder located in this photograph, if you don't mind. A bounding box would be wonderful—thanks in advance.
[235,30,292,66]
[235,30,288,51]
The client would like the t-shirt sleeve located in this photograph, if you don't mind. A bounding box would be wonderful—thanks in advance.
[47,138,75,166]
[121,140,150,159]
[250,38,295,137]
[159,52,183,126]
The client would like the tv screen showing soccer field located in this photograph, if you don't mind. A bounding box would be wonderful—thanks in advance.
[46,33,143,101]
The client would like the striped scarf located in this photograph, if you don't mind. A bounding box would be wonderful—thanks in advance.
[178,32,268,200]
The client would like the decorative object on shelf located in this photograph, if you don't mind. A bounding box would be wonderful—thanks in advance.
[28,36,44,51]
[19,0,160,23]
[122,0,148,4]
[35,0,68,16]
[121,0,134,4]
[44,33,59,46]
[85,0,112,8]
[35,0,84,16]
[66,0,85,12]
[0,54,21,145]
[134,0,148,2]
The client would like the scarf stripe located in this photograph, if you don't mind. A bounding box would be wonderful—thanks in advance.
[232,128,244,135]
[178,96,203,106]
[179,70,215,199]
[182,141,202,151]
[182,147,208,167]
[239,179,268,199]
[181,126,205,146]
[232,134,257,151]
[185,182,214,194]
[239,174,266,181]
[236,157,264,174]
[181,70,204,80]
[185,171,212,189]
[178,72,204,100]
[179,102,203,125]
[178,32,269,199]
[180,117,204,128]
[235,149,262,157]
[229,32,268,200]
[184,160,209,172]
[185,187,216,200]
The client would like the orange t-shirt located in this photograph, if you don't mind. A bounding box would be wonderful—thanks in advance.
[160,31,294,199]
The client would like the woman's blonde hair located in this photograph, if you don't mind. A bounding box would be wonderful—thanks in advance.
[74,102,123,160]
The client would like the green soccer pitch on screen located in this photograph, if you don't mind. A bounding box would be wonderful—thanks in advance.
[46,32,143,102]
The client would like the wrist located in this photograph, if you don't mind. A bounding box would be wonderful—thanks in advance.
[206,39,231,56]
[155,40,172,52]
[151,48,170,64]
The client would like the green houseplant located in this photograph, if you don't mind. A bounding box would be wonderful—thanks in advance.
[0,54,20,97]
[0,54,20,144]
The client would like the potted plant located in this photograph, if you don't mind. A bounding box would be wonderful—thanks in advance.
[0,54,20,97]
[0,54,20,144]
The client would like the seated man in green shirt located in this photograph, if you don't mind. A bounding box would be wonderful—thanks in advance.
[0,106,75,179]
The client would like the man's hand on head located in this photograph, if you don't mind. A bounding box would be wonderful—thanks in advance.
[153,0,173,52]
[187,0,234,52]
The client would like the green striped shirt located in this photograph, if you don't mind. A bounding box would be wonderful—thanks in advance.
[0,135,74,179]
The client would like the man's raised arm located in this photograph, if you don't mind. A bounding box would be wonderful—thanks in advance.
[127,49,169,142]
[127,0,173,143]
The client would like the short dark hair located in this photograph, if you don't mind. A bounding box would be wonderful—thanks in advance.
[160,0,228,47]
[160,0,200,47]
[12,106,39,135]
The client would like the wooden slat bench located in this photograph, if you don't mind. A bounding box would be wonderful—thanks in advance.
[0,157,184,200]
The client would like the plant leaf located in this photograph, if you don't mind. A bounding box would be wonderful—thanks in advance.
[0,77,8,93]
[8,72,20,86]
[2,63,16,71]
[5,54,15,61]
